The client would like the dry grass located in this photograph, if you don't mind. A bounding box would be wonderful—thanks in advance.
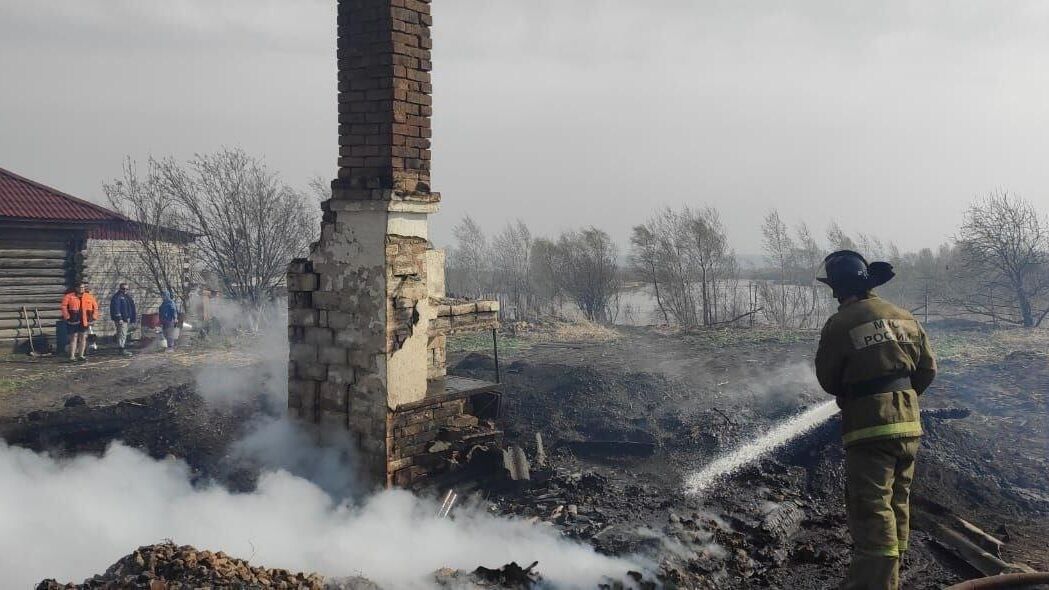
[542,319,621,343]
[447,318,621,356]
[932,326,1049,363]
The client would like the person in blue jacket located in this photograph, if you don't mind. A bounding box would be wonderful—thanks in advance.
[109,283,137,356]
[159,292,179,351]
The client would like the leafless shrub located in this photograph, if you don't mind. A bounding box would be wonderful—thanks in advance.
[947,191,1049,327]
[629,207,740,327]
[548,228,621,324]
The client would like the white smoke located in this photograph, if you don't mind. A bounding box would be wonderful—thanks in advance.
[193,298,289,411]
[4,297,643,588]
[231,416,365,499]
[736,361,824,411]
[0,440,639,589]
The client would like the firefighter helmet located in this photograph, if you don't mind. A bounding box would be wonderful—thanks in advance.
[817,250,889,298]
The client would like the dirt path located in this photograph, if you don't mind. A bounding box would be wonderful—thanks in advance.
[0,343,262,417]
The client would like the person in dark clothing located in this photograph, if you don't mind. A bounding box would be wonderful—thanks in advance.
[159,292,179,351]
[109,283,138,356]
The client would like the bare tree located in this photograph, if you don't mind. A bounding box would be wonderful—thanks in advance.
[684,207,736,325]
[893,246,946,322]
[307,175,330,204]
[761,210,798,326]
[759,210,829,327]
[795,222,829,323]
[446,215,491,299]
[647,209,699,326]
[629,224,670,324]
[157,148,317,310]
[491,220,533,319]
[528,237,565,316]
[953,191,1049,327]
[103,157,195,312]
[628,207,739,327]
[545,228,621,323]
[827,221,858,252]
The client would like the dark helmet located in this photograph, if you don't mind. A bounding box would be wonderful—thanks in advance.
[817,250,895,298]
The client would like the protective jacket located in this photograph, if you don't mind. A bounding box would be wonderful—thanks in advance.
[61,291,99,327]
[815,293,936,447]
[110,291,137,323]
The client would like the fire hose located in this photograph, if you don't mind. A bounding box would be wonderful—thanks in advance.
[945,572,1049,589]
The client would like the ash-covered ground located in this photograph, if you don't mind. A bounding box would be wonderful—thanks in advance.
[2,322,1046,588]
[448,324,1049,588]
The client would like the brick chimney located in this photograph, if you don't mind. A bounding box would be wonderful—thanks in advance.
[283,0,438,482]
[334,0,434,195]
[287,0,499,488]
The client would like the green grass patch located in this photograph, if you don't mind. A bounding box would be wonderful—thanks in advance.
[0,377,28,395]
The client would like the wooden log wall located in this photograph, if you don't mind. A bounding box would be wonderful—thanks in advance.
[0,228,82,340]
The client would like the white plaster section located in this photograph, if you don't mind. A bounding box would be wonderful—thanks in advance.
[387,304,431,408]
[387,248,433,408]
[387,212,429,239]
[425,249,446,298]
[324,210,388,267]
[386,238,438,408]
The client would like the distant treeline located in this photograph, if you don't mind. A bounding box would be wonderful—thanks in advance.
[446,191,1049,329]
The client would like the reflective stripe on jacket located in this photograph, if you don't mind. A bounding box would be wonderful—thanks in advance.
[815,293,936,447]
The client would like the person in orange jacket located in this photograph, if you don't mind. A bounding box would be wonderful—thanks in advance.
[60,282,99,362]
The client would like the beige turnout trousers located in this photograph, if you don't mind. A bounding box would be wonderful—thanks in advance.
[842,437,919,590]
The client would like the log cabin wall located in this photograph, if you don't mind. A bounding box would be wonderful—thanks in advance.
[0,225,83,340]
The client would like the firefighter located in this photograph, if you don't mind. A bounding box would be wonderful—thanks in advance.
[60,282,100,362]
[814,250,937,590]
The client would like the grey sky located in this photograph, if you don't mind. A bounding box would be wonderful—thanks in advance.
[2,1,1048,255]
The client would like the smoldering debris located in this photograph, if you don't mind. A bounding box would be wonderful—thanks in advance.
[0,440,640,589]
[433,561,542,589]
[35,543,559,590]
[488,456,832,588]
[35,543,331,589]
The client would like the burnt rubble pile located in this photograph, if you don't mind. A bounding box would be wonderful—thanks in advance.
[488,459,857,589]
[432,562,542,589]
[34,543,558,590]
[390,405,504,487]
[36,543,332,590]
[493,470,675,543]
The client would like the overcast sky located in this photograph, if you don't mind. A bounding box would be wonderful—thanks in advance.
[2,1,1048,255]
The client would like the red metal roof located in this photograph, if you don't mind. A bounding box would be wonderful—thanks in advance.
[0,165,127,223]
